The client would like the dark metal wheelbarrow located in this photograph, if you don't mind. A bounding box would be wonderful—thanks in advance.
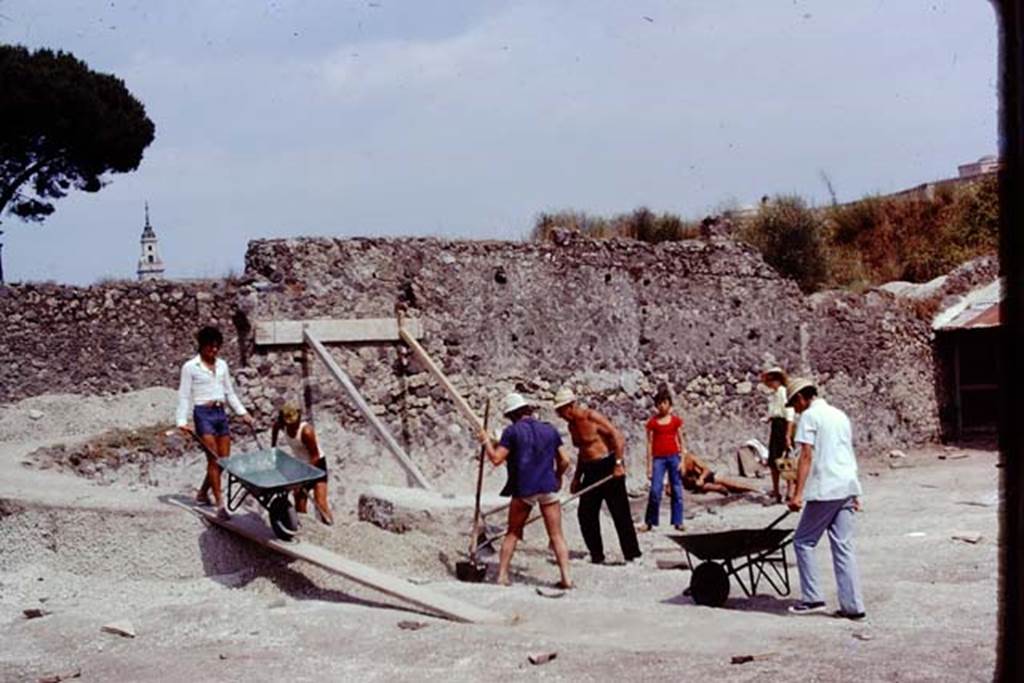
[219,448,327,541]
[669,511,794,607]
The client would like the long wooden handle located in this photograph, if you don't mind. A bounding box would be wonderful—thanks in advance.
[474,473,617,552]
[467,400,491,561]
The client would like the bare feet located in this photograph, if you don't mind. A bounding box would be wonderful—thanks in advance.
[195,490,212,506]
[556,580,574,590]
[496,576,511,587]
[315,505,335,526]
[637,523,654,533]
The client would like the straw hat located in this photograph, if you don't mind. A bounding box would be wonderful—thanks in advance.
[502,392,531,416]
[279,402,301,425]
[760,366,788,383]
[785,377,816,406]
[553,386,577,409]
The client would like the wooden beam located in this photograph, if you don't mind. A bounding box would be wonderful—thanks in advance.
[255,318,424,346]
[171,500,504,625]
[305,329,433,490]
[398,325,485,434]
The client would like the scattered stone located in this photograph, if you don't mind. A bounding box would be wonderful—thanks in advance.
[23,608,50,619]
[655,559,689,570]
[904,532,927,538]
[535,587,566,599]
[100,620,136,638]
[853,632,873,641]
[28,409,45,420]
[888,450,906,459]
[37,668,81,683]
[951,532,983,544]
[219,654,229,661]
[266,598,287,609]
[528,652,557,666]
[397,620,428,631]
[888,461,915,470]
[731,653,775,665]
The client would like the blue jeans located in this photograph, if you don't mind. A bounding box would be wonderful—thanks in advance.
[644,454,683,527]
[794,497,865,614]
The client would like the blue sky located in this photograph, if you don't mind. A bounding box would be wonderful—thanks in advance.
[0,0,999,283]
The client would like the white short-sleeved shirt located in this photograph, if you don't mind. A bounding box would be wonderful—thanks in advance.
[767,385,795,421]
[794,398,862,501]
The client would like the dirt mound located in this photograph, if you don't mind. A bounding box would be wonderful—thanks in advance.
[24,424,185,485]
[0,387,178,445]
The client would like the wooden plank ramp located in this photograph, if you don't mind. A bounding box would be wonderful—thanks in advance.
[171,500,505,625]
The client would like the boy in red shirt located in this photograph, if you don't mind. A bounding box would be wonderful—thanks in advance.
[640,388,686,531]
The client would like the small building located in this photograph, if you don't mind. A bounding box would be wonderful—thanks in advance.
[137,203,165,281]
[933,280,1001,440]
[957,154,1001,179]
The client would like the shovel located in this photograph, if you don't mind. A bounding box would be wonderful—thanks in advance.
[456,400,491,583]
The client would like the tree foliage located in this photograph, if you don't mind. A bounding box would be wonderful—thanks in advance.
[0,45,155,223]
[740,195,829,293]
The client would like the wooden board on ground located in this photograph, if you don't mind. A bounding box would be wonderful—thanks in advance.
[171,499,505,625]
[255,318,424,346]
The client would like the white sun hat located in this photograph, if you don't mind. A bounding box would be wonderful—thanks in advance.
[553,386,577,409]
[502,392,531,416]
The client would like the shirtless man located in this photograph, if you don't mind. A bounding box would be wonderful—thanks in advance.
[553,387,641,564]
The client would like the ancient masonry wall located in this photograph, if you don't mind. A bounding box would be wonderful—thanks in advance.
[0,236,941,477]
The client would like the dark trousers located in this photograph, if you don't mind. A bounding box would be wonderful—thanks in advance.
[577,455,642,562]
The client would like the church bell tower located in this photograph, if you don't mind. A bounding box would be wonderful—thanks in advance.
[137,202,165,280]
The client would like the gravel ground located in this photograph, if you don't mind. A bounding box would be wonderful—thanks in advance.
[0,390,1001,681]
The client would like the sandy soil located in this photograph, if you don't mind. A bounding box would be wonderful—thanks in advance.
[0,389,1000,681]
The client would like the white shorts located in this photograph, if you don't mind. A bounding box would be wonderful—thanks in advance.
[520,492,560,506]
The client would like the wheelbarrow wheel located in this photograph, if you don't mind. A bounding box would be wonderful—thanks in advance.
[690,561,730,607]
[269,497,299,541]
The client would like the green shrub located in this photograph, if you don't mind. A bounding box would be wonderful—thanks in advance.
[740,195,829,293]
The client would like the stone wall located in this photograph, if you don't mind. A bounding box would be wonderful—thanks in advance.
[240,236,940,474]
[0,235,942,483]
[0,279,242,405]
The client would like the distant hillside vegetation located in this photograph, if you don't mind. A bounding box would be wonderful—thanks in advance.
[531,175,999,293]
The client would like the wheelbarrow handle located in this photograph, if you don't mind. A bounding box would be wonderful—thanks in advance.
[179,427,220,460]
[248,421,264,451]
[765,509,793,531]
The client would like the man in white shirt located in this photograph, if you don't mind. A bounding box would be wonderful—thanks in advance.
[176,326,253,513]
[785,377,866,620]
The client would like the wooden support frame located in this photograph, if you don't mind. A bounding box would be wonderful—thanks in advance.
[255,318,424,346]
[397,322,485,434]
[305,329,433,490]
[171,500,504,624]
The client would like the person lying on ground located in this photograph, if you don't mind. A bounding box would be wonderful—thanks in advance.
[680,452,761,496]
[554,386,642,564]
[271,402,334,526]
[176,325,253,516]
[478,392,573,589]
[639,386,686,532]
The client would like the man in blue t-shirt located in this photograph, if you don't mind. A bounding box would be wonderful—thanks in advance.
[479,392,573,588]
